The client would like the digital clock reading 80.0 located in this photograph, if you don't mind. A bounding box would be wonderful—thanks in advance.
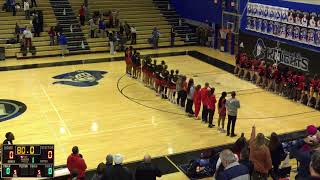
[15,145,41,155]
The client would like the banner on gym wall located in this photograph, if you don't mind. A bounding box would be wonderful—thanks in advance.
[239,32,320,74]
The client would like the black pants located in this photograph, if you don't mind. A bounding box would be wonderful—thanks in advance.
[90,30,95,38]
[185,99,194,114]
[252,170,268,180]
[180,91,187,107]
[208,109,215,125]
[80,16,85,26]
[31,0,37,7]
[171,34,175,46]
[202,105,208,122]
[227,115,237,135]
[131,33,136,44]
[177,90,182,105]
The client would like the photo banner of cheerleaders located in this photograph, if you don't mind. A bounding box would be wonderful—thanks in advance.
[245,2,320,50]
[239,32,320,74]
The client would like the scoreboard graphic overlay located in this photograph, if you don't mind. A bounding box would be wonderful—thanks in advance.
[1,144,54,178]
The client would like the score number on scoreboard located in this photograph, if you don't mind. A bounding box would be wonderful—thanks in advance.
[1,144,54,178]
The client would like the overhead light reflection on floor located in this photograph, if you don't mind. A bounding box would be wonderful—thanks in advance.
[91,122,98,132]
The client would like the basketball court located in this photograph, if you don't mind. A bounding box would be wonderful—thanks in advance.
[0,47,318,176]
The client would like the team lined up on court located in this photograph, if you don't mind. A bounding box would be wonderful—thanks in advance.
[124,48,240,137]
[234,52,320,109]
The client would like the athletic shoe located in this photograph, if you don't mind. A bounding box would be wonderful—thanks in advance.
[221,129,226,133]
[208,124,213,128]
[231,134,237,137]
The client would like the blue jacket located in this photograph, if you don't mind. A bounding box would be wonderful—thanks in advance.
[216,162,250,180]
[58,34,68,45]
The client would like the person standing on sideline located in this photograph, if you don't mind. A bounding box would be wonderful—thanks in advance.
[207,88,217,128]
[3,132,15,145]
[185,78,195,115]
[30,0,37,8]
[226,91,240,137]
[180,76,188,108]
[135,154,162,180]
[150,27,160,49]
[130,25,137,45]
[58,33,68,57]
[67,146,87,180]
[88,17,96,38]
[79,4,86,26]
[217,92,227,133]
[170,25,175,47]
[24,0,30,20]
[193,84,202,119]
[200,82,210,123]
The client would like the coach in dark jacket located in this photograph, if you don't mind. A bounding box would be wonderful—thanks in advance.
[110,154,133,180]
[216,149,249,180]
[135,154,162,180]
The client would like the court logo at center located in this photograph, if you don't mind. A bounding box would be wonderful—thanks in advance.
[0,100,27,122]
[52,70,107,87]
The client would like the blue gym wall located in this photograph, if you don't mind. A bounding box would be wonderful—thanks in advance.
[170,0,223,25]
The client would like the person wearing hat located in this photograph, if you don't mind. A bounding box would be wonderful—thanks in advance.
[110,154,133,180]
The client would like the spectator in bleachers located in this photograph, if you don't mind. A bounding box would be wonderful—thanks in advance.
[23,0,29,20]
[67,146,87,180]
[124,21,131,40]
[108,10,113,28]
[232,133,248,158]
[98,17,106,38]
[48,26,55,46]
[15,23,20,43]
[249,125,272,180]
[215,149,250,180]
[268,132,286,179]
[130,25,137,45]
[150,27,160,49]
[30,0,36,8]
[3,132,14,145]
[91,162,105,180]
[79,4,86,26]
[11,0,16,16]
[32,12,41,37]
[88,17,96,38]
[23,26,32,48]
[170,25,175,47]
[119,22,124,35]
[135,154,162,180]
[109,32,115,55]
[58,32,68,57]
[102,154,113,179]
[309,151,320,179]
[239,148,253,176]
[111,154,133,180]
[114,10,119,27]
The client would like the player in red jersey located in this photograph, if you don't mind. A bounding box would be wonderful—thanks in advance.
[256,61,265,86]
[266,64,274,91]
[243,57,252,80]
[315,78,320,109]
[207,88,217,128]
[250,58,259,82]
[296,72,307,103]
[308,74,318,106]
[234,53,241,75]
[272,64,280,92]
[237,53,247,77]
[193,85,202,120]
[200,82,210,123]
[124,47,132,75]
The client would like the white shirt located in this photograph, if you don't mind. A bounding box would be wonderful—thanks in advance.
[131,27,136,33]
[24,2,29,11]
[23,30,32,38]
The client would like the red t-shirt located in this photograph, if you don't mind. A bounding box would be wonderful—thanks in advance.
[193,90,201,105]
[67,154,87,179]
[79,7,85,16]
[200,87,210,106]
[311,79,319,89]
[207,95,217,110]
[297,75,305,90]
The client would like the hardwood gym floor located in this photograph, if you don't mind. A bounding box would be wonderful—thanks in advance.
[0,47,318,179]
